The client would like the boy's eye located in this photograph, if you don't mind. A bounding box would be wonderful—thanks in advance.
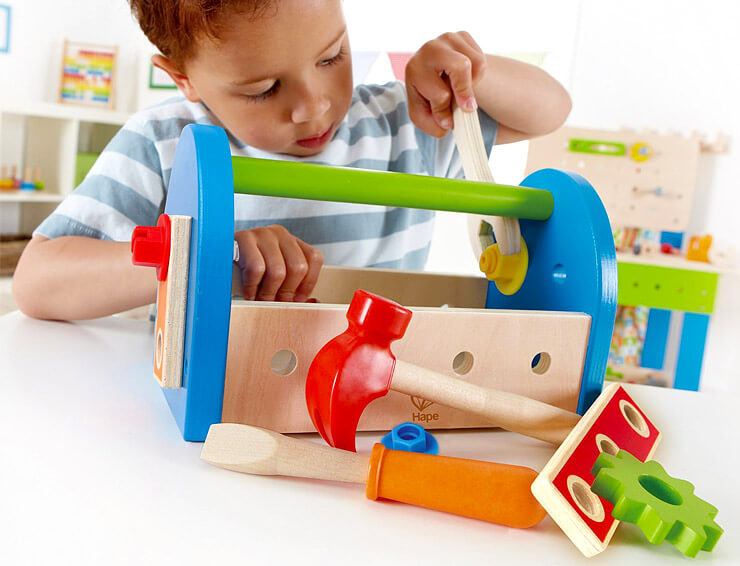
[245,81,280,102]
[320,47,346,67]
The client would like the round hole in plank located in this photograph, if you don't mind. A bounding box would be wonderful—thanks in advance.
[595,433,619,456]
[567,475,605,522]
[531,352,551,375]
[452,351,474,376]
[155,328,163,370]
[619,399,650,437]
[270,349,298,376]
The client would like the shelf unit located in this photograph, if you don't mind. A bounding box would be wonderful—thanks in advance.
[0,101,129,234]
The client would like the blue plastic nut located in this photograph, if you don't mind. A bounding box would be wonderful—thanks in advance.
[381,422,438,455]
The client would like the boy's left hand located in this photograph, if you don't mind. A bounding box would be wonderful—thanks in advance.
[405,31,487,138]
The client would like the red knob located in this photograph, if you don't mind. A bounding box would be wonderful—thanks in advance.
[131,214,171,281]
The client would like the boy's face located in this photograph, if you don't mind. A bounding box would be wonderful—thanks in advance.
[166,0,353,157]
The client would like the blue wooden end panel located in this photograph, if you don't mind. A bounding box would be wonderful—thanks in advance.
[163,124,234,441]
[484,169,617,415]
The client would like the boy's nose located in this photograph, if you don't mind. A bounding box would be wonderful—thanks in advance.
[291,90,331,124]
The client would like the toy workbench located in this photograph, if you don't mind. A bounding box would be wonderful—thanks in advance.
[131,124,617,442]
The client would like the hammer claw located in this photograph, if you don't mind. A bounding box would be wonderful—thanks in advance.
[305,290,412,451]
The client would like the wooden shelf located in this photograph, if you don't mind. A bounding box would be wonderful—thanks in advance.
[616,252,737,275]
[1,103,126,233]
[0,100,130,126]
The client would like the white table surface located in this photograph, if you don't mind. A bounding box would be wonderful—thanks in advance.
[1,310,738,565]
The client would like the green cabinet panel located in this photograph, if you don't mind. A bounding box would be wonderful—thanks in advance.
[617,262,718,314]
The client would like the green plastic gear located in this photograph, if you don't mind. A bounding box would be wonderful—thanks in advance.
[591,450,723,558]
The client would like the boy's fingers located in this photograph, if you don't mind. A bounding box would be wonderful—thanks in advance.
[293,239,324,302]
[454,31,486,81]
[444,52,477,112]
[425,81,453,130]
[406,64,454,137]
[274,236,311,302]
[235,232,265,301]
[254,232,287,301]
[407,85,448,138]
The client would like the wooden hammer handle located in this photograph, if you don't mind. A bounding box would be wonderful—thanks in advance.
[391,360,580,445]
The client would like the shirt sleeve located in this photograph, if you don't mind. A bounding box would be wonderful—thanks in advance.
[33,116,165,242]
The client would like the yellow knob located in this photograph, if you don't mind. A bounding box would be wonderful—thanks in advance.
[479,237,529,295]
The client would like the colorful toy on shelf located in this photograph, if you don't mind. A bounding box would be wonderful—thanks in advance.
[633,239,660,257]
[660,242,682,256]
[591,449,723,557]
[0,164,19,190]
[0,165,44,191]
[531,383,661,557]
[305,289,580,451]
[686,234,712,263]
[20,166,43,191]
[201,423,546,529]
[131,123,616,442]
[381,422,438,455]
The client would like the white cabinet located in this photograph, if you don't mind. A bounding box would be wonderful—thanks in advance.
[0,101,129,234]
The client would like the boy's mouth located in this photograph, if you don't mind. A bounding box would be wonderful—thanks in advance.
[296,124,334,149]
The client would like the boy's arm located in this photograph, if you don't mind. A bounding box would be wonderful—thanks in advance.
[13,235,156,320]
[405,32,571,143]
[473,54,572,144]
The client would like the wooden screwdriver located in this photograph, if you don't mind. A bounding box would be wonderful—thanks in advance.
[201,423,546,529]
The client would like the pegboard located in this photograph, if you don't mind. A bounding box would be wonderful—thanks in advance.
[525,127,700,231]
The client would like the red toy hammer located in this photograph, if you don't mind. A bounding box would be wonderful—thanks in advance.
[306,289,581,451]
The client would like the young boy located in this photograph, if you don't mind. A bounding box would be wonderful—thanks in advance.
[13,0,571,320]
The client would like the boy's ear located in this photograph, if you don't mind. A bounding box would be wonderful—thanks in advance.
[151,54,201,103]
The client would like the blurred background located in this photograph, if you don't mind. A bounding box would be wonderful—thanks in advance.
[0,0,738,393]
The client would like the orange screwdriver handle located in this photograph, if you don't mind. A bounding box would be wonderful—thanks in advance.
[365,444,546,528]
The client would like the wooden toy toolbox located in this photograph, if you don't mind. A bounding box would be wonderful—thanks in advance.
[133,124,617,442]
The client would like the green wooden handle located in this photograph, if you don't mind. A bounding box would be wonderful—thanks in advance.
[232,157,553,220]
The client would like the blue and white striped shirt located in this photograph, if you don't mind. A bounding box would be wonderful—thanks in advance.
[35,81,497,270]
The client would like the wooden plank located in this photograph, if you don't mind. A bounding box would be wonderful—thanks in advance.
[222,298,590,432]
[310,264,488,308]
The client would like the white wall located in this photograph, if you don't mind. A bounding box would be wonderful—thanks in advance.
[1,0,738,390]
[0,0,153,111]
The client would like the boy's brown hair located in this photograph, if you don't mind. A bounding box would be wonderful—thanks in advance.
[129,0,274,68]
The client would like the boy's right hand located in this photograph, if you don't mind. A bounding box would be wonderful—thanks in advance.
[234,225,323,302]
